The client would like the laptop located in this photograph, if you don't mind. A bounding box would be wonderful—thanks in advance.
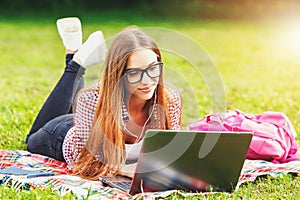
[99,130,252,195]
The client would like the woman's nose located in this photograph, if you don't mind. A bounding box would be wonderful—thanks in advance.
[140,72,152,84]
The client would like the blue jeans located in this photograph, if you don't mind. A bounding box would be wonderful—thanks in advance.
[26,54,85,162]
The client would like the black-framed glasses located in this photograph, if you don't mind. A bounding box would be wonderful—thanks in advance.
[123,62,163,84]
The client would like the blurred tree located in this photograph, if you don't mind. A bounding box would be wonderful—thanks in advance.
[0,0,299,20]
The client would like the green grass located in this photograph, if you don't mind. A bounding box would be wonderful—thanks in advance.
[1,11,300,199]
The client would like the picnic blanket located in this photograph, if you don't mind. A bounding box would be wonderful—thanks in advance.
[0,150,300,199]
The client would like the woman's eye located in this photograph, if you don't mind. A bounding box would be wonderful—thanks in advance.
[148,66,157,71]
[127,71,139,76]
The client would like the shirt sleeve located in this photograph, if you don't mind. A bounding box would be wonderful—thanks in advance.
[165,85,182,130]
[63,87,99,168]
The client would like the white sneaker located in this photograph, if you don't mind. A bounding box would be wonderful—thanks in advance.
[56,17,82,51]
[74,31,107,68]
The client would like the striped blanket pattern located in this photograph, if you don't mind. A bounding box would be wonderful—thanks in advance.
[0,150,300,199]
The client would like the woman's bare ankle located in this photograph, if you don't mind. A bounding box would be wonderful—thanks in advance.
[73,57,82,66]
[66,50,76,54]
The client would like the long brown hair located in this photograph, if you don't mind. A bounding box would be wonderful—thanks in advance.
[73,28,171,180]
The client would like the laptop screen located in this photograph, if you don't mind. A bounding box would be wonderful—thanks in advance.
[129,130,252,194]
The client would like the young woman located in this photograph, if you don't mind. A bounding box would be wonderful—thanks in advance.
[26,17,182,180]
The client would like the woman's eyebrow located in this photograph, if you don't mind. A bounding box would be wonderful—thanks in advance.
[127,61,157,70]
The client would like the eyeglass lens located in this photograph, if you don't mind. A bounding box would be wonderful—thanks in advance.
[125,62,162,84]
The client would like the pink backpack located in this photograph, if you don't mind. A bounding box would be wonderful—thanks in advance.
[188,109,300,163]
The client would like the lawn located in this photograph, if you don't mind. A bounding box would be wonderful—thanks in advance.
[1,10,300,199]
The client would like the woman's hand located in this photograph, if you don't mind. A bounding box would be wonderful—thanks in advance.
[118,163,137,178]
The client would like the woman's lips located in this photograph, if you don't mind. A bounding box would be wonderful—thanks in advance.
[138,85,154,93]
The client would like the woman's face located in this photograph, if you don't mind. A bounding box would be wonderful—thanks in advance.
[124,49,161,101]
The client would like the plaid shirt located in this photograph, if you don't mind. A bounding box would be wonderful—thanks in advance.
[62,84,182,168]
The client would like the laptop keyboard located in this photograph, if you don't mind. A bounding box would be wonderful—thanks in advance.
[113,181,131,191]
[111,181,131,193]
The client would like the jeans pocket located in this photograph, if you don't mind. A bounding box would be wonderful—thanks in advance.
[27,114,73,161]
[43,114,73,135]
[27,129,50,151]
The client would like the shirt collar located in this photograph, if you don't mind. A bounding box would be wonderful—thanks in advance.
[122,102,130,122]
